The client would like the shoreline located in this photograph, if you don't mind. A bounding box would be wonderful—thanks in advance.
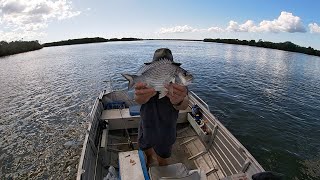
[1,38,319,57]
[42,37,142,47]
[43,37,320,57]
[0,41,43,57]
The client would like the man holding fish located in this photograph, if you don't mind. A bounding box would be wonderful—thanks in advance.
[122,48,193,167]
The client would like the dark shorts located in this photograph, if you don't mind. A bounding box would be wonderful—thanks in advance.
[138,126,174,159]
[139,142,172,159]
[138,94,178,159]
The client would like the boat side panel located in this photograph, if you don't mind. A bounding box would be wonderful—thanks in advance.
[213,131,245,169]
[187,107,247,173]
[210,130,242,175]
[188,92,264,177]
[77,95,105,180]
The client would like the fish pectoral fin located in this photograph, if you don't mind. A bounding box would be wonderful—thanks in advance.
[170,77,175,83]
[158,88,168,99]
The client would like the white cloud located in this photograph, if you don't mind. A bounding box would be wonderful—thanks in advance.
[309,23,320,33]
[226,20,259,32]
[258,11,306,33]
[158,25,197,34]
[239,20,257,32]
[158,11,307,35]
[1,0,27,14]
[0,0,80,41]
[207,26,224,32]
[227,11,306,33]
[158,25,223,34]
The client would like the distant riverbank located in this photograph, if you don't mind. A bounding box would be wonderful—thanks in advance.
[0,38,142,57]
[1,37,319,57]
[43,37,142,47]
[0,41,43,57]
[203,38,320,57]
[44,37,320,57]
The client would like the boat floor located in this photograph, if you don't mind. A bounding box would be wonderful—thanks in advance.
[102,123,223,180]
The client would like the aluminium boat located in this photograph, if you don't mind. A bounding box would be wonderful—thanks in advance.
[76,89,264,180]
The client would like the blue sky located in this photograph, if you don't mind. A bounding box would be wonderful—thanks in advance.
[0,0,319,49]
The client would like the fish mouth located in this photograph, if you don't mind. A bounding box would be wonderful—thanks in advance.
[182,74,193,85]
[185,74,194,82]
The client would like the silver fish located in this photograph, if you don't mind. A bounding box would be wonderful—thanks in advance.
[122,58,193,98]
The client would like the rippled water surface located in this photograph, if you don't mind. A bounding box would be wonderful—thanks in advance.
[1,41,320,179]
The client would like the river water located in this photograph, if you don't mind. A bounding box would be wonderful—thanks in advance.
[0,41,319,179]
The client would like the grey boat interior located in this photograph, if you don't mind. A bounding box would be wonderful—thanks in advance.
[77,90,265,180]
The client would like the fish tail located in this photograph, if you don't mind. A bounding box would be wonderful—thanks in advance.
[121,74,137,89]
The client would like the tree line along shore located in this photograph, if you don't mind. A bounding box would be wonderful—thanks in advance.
[0,41,43,57]
[42,37,142,47]
[203,38,320,57]
[0,37,142,57]
[0,37,319,57]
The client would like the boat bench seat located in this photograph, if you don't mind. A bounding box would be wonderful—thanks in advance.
[100,108,140,130]
[177,107,191,123]
[149,163,206,180]
[119,150,148,180]
[100,107,191,130]
[101,108,140,120]
[100,107,191,121]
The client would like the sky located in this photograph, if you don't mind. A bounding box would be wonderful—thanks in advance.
[0,0,319,49]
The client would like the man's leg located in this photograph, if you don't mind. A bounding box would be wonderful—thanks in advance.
[156,154,169,166]
[154,144,172,166]
[144,148,156,167]
[138,124,156,166]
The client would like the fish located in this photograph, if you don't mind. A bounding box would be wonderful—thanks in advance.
[121,58,193,99]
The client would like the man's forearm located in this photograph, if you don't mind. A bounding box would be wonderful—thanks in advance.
[173,96,189,110]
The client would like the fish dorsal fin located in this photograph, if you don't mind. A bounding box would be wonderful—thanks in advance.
[139,58,176,74]
[144,58,181,66]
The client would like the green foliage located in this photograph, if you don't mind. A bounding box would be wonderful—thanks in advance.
[43,37,142,47]
[0,37,142,56]
[203,38,320,57]
[0,40,43,57]
[43,37,108,47]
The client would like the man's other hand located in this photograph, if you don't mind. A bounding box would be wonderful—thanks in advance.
[165,83,187,105]
[134,82,156,104]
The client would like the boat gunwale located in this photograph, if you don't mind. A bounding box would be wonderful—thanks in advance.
[76,90,106,180]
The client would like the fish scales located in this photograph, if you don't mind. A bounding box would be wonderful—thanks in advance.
[141,60,176,87]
